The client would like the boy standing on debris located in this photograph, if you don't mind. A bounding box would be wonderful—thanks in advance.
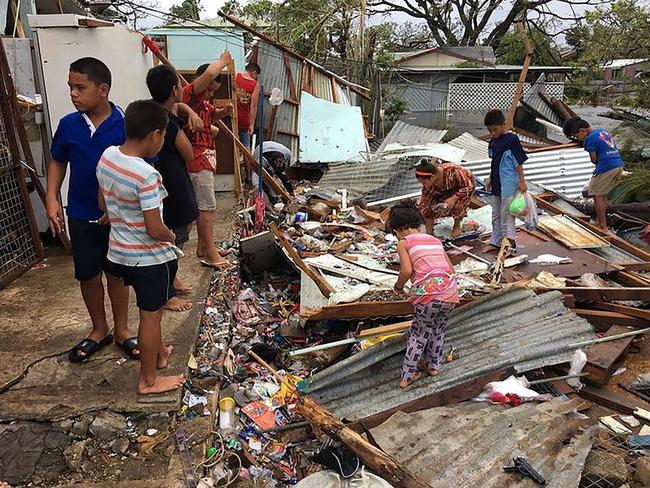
[46,57,139,363]
[390,200,459,388]
[484,109,528,249]
[97,100,184,395]
[563,117,624,232]
[235,62,261,148]
[182,51,233,269]
[146,64,201,312]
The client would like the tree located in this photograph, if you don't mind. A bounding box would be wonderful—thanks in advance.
[169,0,202,21]
[496,24,559,65]
[367,0,612,49]
[95,0,159,28]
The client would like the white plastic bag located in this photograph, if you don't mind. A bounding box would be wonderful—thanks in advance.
[567,349,587,390]
[269,87,284,106]
[513,191,539,231]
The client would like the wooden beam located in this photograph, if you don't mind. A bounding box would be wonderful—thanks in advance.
[610,270,650,288]
[584,325,636,386]
[215,120,290,203]
[579,385,650,415]
[277,128,299,137]
[269,222,335,298]
[282,52,298,101]
[265,105,278,140]
[8,0,25,38]
[527,142,581,153]
[303,300,414,321]
[618,262,650,272]
[331,78,339,103]
[549,287,650,302]
[574,309,650,328]
[347,367,514,431]
[506,21,533,128]
[589,303,650,321]
[77,18,115,27]
[356,320,412,339]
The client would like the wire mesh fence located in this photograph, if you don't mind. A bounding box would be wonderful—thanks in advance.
[0,54,41,289]
[580,429,645,488]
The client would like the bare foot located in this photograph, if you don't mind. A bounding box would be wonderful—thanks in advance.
[163,297,192,312]
[157,345,174,369]
[174,277,192,294]
[451,227,462,239]
[418,362,439,376]
[399,372,421,389]
[137,374,184,395]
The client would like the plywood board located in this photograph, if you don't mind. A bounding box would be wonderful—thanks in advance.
[538,214,610,249]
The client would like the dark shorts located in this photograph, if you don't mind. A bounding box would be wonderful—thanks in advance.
[113,260,178,312]
[172,224,191,247]
[68,218,118,281]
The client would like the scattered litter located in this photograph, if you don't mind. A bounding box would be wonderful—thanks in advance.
[115,358,127,365]
[599,416,632,435]
[613,367,627,376]
[619,415,640,428]
[529,254,572,265]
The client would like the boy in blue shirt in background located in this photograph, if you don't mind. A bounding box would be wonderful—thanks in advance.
[46,57,138,363]
[483,109,528,249]
[563,117,624,232]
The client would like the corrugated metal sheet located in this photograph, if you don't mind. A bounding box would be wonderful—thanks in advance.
[257,41,301,161]
[447,132,489,162]
[377,121,447,153]
[460,147,594,199]
[522,73,564,126]
[308,287,596,420]
[371,399,595,488]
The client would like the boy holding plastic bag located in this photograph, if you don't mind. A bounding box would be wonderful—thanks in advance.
[484,109,528,249]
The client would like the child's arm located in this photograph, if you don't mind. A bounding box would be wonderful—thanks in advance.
[248,83,260,135]
[192,51,232,95]
[143,208,175,242]
[394,240,412,291]
[516,165,527,192]
[174,102,203,131]
[174,128,195,164]
[45,159,67,236]
[589,151,598,165]
[97,191,109,225]
[212,103,233,121]
[210,125,219,137]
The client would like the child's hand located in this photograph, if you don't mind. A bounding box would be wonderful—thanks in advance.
[518,181,528,192]
[98,213,110,225]
[220,50,232,65]
[484,178,491,190]
[188,113,204,131]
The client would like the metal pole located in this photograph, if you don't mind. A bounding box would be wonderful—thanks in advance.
[527,373,589,386]
[568,328,649,349]
[289,337,359,357]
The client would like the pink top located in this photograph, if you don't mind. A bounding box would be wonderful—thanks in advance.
[402,233,459,305]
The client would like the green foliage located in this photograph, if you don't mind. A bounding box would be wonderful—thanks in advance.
[169,0,202,21]
[495,26,559,66]
[384,94,408,120]
[610,165,650,204]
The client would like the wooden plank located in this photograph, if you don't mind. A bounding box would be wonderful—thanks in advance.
[302,300,414,321]
[548,287,650,302]
[585,325,636,386]
[264,104,278,140]
[590,302,650,321]
[8,0,25,37]
[282,52,298,101]
[277,128,299,137]
[574,309,649,328]
[77,18,115,27]
[356,320,412,339]
[620,262,650,272]
[611,270,650,288]
[347,368,515,431]
[579,385,650,415]
[538,214,610,249]
[331,78,339,103]
[269,222,335,298]
[215,120,291,202]
[506,22,532,128]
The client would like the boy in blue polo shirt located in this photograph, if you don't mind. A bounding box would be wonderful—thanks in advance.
[483,109,528,249]
[46,57,138,363]
[563,117,624,232]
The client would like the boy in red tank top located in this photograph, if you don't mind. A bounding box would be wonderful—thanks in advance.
[235,62,261,148]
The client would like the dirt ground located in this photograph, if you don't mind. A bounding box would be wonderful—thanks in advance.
[0,194,235,487]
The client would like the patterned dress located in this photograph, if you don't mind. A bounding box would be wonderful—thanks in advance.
[419,163,476,220]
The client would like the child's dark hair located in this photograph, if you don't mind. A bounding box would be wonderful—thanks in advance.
[484,109,505,126]
[414,160,439,179]
[388,199,424,232]
[125,100,168,140]
[69,57,112,87]
[146,65,178,103]
[563,117,590,137]
[246,62,261,74]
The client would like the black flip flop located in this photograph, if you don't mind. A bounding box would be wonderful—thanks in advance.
[116,337,140,360]
[68,334,114,363]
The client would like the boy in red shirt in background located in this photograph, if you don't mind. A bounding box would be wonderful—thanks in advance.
[235,62,260,148]
[182,51,232,268]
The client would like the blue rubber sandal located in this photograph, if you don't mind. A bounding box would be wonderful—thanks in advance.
[68,334,114,363]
